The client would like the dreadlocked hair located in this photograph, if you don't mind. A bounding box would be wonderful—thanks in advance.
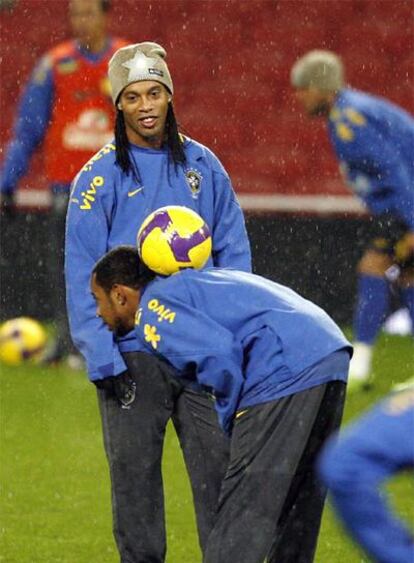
[114,102,186,180]
[115,109,133,176]
[165,103,186,167]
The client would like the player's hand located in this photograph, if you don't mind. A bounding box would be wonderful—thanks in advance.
[94,371,137,408]
[0,192,16,218]
[113,371,137,408]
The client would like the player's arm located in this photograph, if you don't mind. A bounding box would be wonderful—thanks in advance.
[318,390,414,563]
[205,152,252,272]
[65,166,127,382]
[1,56,54,196]
[136,286,245,433]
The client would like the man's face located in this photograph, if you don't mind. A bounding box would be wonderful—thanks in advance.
[69,0,106,49]
[91,275,132,337]
[119,81,171,149]
[294,87,331,117]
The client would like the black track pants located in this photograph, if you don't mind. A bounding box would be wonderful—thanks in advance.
[97,351,229,562]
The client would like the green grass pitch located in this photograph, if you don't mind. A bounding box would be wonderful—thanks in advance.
[1,334,413,562]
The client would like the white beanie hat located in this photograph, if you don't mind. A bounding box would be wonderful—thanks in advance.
[108,41,173,104]
[291,50,344,92]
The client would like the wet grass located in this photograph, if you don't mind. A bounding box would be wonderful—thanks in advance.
[0,334,412,562]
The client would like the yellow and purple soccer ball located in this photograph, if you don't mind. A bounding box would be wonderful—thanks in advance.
[137,205,212,275]
[0,317,47,366]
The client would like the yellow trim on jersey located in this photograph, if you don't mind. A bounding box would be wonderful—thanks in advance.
[135,308,142,326]
[329,108,341,121]
[144,324,161,349]
[128,187,144,197]
[336,122,354,142]
[344,108,367,126]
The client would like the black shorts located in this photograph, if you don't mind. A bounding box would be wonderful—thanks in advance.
[368,213,413,267]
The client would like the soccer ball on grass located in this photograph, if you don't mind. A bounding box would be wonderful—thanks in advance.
[137,205,212,275]
[0,317,47,366]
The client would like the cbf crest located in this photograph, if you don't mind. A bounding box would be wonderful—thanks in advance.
[185,169,203,199]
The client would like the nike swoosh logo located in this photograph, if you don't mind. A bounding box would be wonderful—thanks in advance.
[128,187,144,197]
[235,409,248,419]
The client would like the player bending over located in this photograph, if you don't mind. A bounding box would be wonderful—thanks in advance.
[91,245,352,563]
[319,386,414,562]
[291,50,414,391]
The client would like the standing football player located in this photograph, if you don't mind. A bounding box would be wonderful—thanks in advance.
[290,50,414,391]
[90,245,351,563]
[65,42,251,561]
[0,0,127,365]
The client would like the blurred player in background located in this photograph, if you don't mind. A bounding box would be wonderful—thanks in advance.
[65,42,251,560]
[291,50,414,391]
[319,385,414,562]
[91,245,351,563]
[0,0,127,365]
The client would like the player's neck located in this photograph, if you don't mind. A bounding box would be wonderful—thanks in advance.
[127,131,166,150]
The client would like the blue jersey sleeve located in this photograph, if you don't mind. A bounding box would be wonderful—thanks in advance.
[206,152,251,272]
[65,157,127,381]
[135,281,245,433]
[318,389,414,563]
[1,56,53,194]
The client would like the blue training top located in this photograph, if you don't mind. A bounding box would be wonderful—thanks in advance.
[319,388,414,563]
[328,88,414,230]
[134,268,351,433]
[65,139,251,381]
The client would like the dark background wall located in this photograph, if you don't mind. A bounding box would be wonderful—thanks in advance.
[247,213,375,324]
[0,212,373,325]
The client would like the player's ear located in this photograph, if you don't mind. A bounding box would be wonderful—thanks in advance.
[111,285,126,306]
[117,102,123,111]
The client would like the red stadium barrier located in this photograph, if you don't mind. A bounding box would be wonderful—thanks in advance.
[1,0,412,212]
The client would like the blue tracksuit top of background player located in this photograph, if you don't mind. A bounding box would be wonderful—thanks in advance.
[65,139,252,381]
[319,389,414,563]
[328,88,414,230]
[133,268,351,433]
